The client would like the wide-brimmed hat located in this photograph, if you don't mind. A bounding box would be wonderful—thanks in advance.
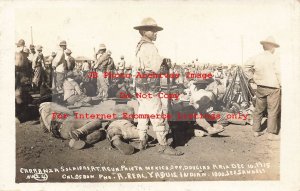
[16,39,25,47]
[59,40,67,46]
[134,17,163,31]
[260,36,280,48]
[36,45,43,51]
[65,49,72,54]
[98,44,106,50]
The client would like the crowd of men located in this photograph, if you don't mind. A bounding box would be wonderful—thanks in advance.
[15,17,281,156]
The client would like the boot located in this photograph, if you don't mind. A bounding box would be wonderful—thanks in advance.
[137,131,148,150]
[112,137,135,155]
[158,145,184,156]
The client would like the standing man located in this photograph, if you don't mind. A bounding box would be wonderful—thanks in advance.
[93,44,114,99]
[82,60,90,74]
[65,49,76,72]
[133,17,183,156]
[243,36,281,140]
[116,55,126,73]
[52,40,67,92]
[32,45,44,91]
[28,44,36,69]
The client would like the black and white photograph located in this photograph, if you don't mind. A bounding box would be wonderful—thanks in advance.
[1,0,300,190]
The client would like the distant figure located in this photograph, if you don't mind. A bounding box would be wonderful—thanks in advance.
[65,49,76,72]
[32,45,45,91]
[93,44,114,99]
[52,40,67,92]
[116,55,125,73]
[82,60,90,73]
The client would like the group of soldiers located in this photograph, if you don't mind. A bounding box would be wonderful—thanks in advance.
[15,17,281,156]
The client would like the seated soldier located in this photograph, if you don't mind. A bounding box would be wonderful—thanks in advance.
[188,80,225,135]
[63,71,92,107]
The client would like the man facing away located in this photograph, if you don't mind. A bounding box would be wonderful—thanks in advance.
[52,40,67,92]
[243,36,281,141]
[133,17,183,156]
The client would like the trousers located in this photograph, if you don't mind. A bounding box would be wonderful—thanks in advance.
[96,71,108,98]
[136,88,168,145]
[252,86,281,134]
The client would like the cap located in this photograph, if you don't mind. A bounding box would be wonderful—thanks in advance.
[36,45,43,51]
[59,40,67,46]
[65,49,72,54]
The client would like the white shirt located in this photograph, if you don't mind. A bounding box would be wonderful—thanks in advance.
[243,51,281,88]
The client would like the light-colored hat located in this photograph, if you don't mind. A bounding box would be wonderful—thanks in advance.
[16,39,25,47]
[36,45,43,51]
[59,40,67,46]
[99,44,106,50]
[23,47,30,54]
[65,49,72,54]
[134,17,163,31]
[260,36,279,48]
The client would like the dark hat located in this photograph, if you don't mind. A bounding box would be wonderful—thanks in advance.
[134,17,163,31]
[59,40,67,46]
[16,39,25,47]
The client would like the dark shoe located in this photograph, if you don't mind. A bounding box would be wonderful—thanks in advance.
[85,130,106,144]
[112,138,135,155]
[158,145,184,156]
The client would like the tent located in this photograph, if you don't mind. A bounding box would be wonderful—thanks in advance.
[222,66,255,109]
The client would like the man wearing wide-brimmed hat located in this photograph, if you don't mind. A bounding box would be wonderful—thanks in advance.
[243,36,281,141]
[93,43,114,99]
[133,17,183,156]
[52,40,68,92]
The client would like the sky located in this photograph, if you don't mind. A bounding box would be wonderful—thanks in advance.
[14,0,296,65]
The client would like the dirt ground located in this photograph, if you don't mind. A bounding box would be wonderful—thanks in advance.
[16,112,280,182]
